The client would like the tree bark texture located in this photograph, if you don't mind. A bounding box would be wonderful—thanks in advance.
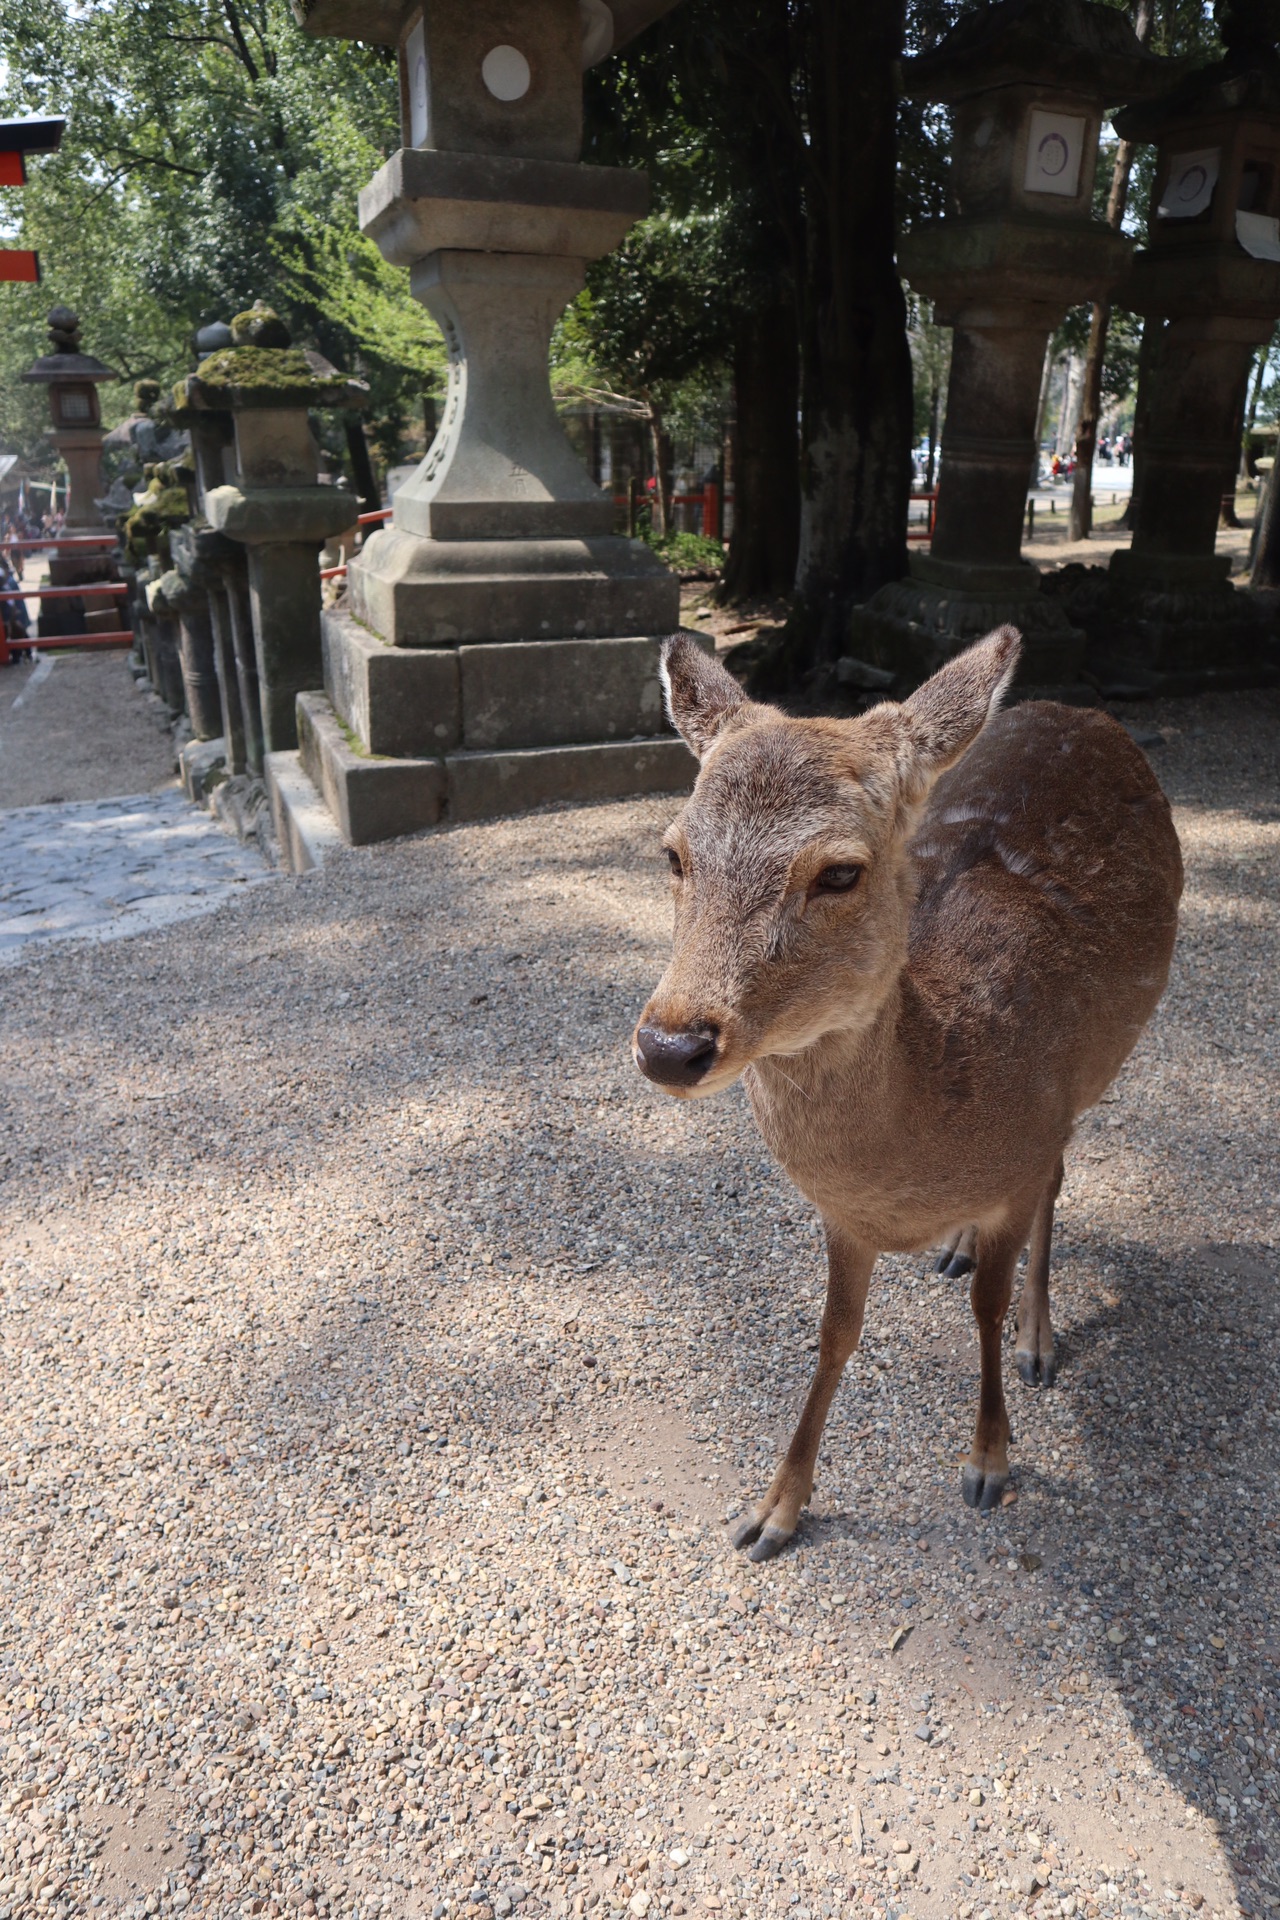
[1251,462,1280,589]
[1068,0,1152,542]
[792,0,913,666]
[720,295,801,600]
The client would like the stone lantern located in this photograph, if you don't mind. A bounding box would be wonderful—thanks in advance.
[179,306,366,757]
[1097,50,1280,687]
[288,0,700,848]
[21,306,118,529]
[851,0,1171,687]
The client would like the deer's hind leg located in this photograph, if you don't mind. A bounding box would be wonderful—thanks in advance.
[961,1191,1043,1513]
[1013,1156,1064,1389]
[731,1224,875,1563]
[934,1224,978,1279]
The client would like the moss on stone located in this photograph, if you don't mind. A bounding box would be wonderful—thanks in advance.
[188,345,357,408]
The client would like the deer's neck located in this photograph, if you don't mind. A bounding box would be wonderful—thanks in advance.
[745,975,910,1191]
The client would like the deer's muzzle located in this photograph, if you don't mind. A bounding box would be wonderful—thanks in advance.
[633,1022,720,1090]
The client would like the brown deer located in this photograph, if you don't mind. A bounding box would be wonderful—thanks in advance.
[634,628,1181,1561]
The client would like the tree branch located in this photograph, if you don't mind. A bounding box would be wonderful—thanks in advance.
[220,0,261,81]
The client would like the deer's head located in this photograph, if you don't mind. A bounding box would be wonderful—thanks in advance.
[632,627,1021,1097]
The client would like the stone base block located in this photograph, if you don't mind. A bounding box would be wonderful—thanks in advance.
[445,735,695,822]
[848,569,1086,688]
[347,529,679,647]
[1042,562,1279,695]
[297,691,448,845]
[291,688,697,846]
[179,736,228,805]
[322,607,687,756]
[264,750,347,874]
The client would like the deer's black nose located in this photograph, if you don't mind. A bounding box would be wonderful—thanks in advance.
[634,1023,719,1087]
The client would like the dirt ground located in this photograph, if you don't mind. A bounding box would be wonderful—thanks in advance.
[0,651,177,810]
[0,686,1276,1920]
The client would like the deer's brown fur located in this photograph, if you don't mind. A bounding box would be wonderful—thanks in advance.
[634,628,1182,1559]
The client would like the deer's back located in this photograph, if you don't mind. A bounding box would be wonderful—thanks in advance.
[906,701,1182,1122]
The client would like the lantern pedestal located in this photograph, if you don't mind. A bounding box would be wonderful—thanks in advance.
[278,0,690,858]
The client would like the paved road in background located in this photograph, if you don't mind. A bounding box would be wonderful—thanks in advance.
[0,651,269,963]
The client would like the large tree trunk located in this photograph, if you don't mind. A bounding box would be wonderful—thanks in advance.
[786,0,913,674]
[1069,0,1151,542]
[719,294,801,601]
[1115,317,1162,532]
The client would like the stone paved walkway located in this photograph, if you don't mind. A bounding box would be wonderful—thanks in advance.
[0,790,269,964]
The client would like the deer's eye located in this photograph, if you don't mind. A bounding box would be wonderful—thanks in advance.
[666,847,684,879]
[813,864,862,894]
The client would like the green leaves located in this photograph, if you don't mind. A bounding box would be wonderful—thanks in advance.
[0,0,432,467]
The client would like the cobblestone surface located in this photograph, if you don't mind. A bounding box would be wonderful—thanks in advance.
[0,689,1275,1920]
[0,792,269,963]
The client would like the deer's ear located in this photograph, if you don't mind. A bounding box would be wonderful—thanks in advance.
[899,626,1021,790]
[660,633,760,762]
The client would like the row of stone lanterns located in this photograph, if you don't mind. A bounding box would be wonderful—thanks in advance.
[852,0,1280,696]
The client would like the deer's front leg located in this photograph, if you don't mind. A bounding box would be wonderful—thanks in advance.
[731,1225,875,1563]
[961,1200,1040,1512]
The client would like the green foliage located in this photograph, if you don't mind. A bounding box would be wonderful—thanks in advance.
[570,211,734,414]
[0,0,438,472]
[639,528,724,575]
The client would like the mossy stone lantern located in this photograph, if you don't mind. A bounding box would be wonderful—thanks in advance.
[852,0,1172,687]
[1105,52,1280,681]
[180,305,367,757]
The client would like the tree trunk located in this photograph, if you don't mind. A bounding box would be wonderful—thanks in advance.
[1057,354,1084,458]
[1251,462,1280,589]
[648,409,668,537]
[787,0,913,673]
[1115,317,1162,532]
[719,295,801,601]
[926,373,941,490]
[344,418,381,520]
[1031,344,1055,487]
[1069,0,1151,541]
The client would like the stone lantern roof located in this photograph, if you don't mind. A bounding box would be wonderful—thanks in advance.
[1113,50,1280,144]
[20,306,118,386]
[904,0,1172,103]
[175,305,369,413]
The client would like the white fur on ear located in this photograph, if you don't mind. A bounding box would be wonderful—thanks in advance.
[658,645,675,730]
[659,633,758,763]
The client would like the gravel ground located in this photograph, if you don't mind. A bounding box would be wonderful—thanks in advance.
[0,689,1276,1920]
[0,653,176,811]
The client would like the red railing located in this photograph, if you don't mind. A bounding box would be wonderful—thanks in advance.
[1,536,133,665]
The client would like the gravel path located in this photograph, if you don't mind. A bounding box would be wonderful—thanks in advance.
[0,689,1275,1920]
[0,653,175,811]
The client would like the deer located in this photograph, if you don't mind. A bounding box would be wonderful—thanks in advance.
[633,627,1182,1562]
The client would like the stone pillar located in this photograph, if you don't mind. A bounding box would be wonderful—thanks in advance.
[1087,53,1280,689]
[849,1,1172,690]
[179,305,364,756]
[287,0,693,849]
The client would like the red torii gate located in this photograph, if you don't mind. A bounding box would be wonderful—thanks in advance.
[0,116,65,283]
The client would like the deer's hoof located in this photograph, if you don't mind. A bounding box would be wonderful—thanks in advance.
[730,1510,796,1561]
[961,1464,1008,1512]
[1015,1346,1057,1388]
[730,1511,763,1552]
